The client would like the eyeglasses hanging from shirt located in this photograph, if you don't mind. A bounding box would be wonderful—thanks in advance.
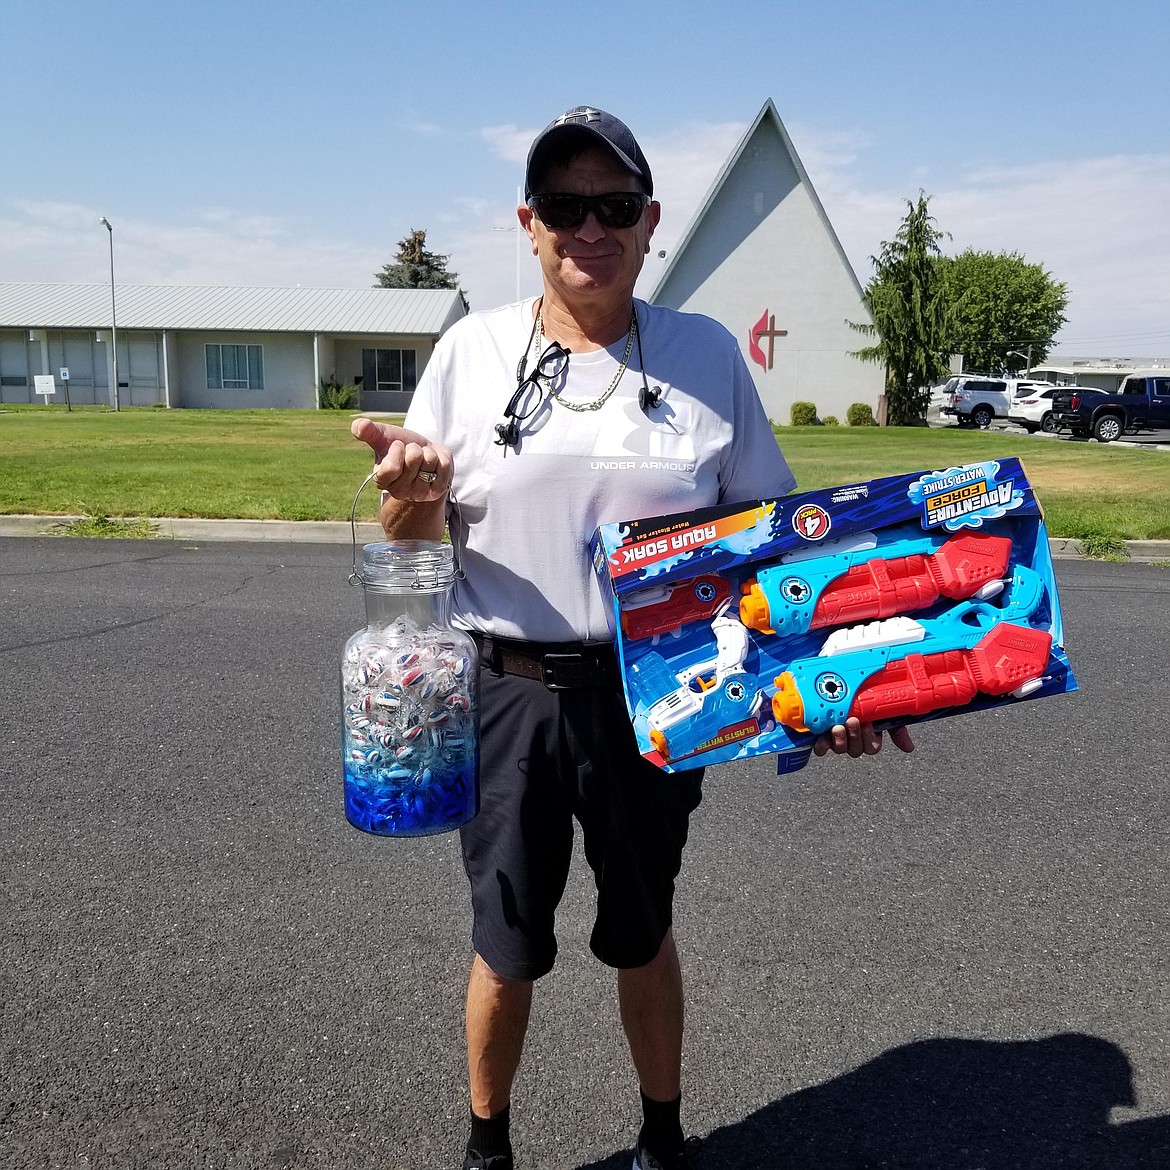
[494,301,663,452]
[494,337,570,450]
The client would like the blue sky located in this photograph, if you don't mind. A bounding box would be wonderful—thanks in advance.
[3,0,1168,355]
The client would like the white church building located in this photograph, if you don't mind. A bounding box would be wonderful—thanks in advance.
[648,99,883,423]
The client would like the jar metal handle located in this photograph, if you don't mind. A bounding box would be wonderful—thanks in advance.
[348,470,465,587]
[348,470,378,586]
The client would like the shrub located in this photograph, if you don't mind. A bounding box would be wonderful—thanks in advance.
[790,401,819,426]
[846,402,877,427]
[54,513,159,539]
[1079,531,1129,562]
[319,378,361,410]
[822,415,839,427]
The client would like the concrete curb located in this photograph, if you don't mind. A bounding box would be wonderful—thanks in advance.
[1047,537,1170,563]
[0,514,385,543]
[2,514,1169,563]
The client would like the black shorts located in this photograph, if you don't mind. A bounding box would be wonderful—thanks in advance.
[459,656,703,981]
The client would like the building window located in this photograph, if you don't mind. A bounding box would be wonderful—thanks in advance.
[206,344,264,390]
[362,348,417,395]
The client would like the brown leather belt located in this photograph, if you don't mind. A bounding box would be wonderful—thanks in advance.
[472,633,619,691]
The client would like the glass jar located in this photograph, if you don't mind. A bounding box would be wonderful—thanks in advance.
[340,540,479,837]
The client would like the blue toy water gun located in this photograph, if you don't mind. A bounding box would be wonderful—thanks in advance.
[627,607,773,763]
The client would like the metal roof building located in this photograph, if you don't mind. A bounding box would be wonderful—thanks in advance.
[0,283,467,411]
[1027,356,1170,393]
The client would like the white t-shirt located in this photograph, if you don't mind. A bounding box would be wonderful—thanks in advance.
[406,298,796,643]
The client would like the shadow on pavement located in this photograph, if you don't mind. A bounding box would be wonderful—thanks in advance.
[576,1033,1170,1169]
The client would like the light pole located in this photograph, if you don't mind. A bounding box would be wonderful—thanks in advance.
[1007,347,1033,377]
[491,223,523,304]
[491,188,525,303]
[99,216,120,411]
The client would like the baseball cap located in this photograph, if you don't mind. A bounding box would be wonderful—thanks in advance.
[524,106,653,199]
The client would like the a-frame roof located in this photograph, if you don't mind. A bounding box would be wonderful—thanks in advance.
[649,98,866,305]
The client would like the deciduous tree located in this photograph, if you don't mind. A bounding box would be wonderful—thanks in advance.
[938,250,1068,375]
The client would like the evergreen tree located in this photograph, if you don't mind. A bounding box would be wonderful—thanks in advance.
[851,194,954,425]
[375,229,468,307]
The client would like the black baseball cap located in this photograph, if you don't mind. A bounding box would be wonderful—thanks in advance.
[524,106,653,199]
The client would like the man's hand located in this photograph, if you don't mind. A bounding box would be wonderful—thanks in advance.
[813,718,915,759]
[351,417,453,503]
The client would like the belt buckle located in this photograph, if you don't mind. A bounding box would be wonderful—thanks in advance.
[540,652,589,691]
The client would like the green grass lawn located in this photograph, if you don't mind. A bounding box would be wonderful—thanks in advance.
[2,405,1168,539]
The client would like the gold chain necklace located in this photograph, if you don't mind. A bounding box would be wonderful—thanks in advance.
[536,309,637,413]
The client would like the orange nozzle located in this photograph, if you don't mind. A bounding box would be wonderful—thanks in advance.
[771,672,808,732]
[739,581,772,632]
[650,728,669,760]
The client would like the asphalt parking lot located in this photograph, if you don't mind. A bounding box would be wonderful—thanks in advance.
[2,538,1169,1169]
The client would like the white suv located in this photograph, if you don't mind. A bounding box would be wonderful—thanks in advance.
[939,377,1051,429]
[1008,384,1104,434]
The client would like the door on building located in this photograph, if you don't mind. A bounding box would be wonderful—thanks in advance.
[125,336,163,405]
[0,333,32,403]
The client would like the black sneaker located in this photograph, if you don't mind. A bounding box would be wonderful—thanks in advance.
[632,1134,702,1170]
[461,1149,513,1170]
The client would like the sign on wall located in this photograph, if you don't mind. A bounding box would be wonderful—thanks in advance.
[748,309,787,372]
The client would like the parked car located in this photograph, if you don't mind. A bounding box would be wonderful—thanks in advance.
[939,377,1053,428]
[1008,385,1105,434]
[1050,372,1170,442]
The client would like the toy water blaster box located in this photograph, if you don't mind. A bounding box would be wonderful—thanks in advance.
[590,458,1078,775]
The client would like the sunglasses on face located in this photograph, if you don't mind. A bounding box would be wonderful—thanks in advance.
[527,192,650,231]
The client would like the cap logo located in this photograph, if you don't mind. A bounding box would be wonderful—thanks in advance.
[554,108,601,126]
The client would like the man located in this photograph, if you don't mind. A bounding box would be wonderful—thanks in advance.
[353,105,913,1170]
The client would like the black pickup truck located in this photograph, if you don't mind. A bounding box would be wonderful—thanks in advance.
[1052,372,1170,442]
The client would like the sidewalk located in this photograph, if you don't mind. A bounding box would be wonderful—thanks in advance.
[2,514,1168,562]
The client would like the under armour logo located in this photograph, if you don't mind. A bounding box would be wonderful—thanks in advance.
[555,108,601,125]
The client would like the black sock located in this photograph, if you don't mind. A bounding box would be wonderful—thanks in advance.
[468,1104,511,1159]
[639,1090,683,1155]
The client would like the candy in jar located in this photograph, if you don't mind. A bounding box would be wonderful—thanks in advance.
[341,540,478,836]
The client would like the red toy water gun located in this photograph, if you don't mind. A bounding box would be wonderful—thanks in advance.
[740,531,1012,636]
[620,574,731,641]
